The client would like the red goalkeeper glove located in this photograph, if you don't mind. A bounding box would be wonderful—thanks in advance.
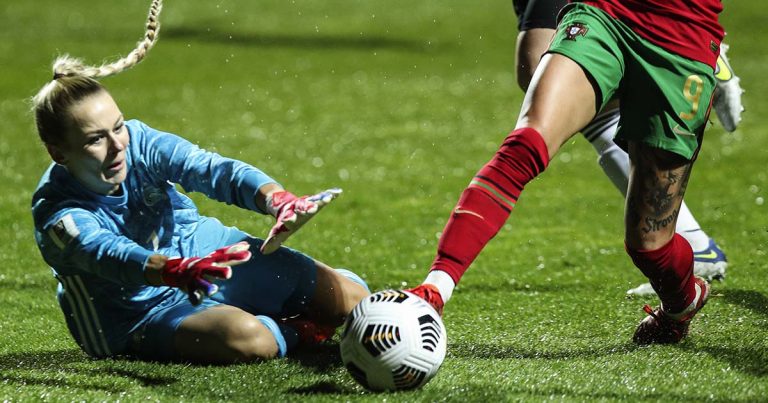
[261,188,341,255]
[162,242,252,305]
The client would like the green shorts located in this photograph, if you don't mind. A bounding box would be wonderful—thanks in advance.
[548,3,716,159]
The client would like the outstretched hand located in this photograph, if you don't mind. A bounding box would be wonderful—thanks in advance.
[261,188,342,255]
[162,242,252,305]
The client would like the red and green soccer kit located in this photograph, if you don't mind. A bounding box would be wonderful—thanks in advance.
[579,0,723,68]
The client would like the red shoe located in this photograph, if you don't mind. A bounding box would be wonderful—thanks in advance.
[633,277,710,345]
[284,318,337,345]
[406,284,445,316]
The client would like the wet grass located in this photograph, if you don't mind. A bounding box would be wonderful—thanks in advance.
[1,0,766,401]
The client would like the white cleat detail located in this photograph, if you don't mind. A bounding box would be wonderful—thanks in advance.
[626,282,656,296]
[712,43,744,132]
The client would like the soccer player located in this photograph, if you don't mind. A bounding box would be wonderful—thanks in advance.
[409,0,726,344]
[31,0,369,363]
[512,0,743,295]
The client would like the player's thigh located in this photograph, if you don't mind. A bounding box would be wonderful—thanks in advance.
[211,236,320,317]
[624,142,694,250]
[519,4,625,156]
[307,261,369,326]
[127,291,276,363]
[127,291,218,361]
[206,232,366,325]
[175,304,278,363]
[517,53,599,157]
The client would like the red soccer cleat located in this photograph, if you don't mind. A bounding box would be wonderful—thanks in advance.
[633,277,710,345]
[406,284,445,316]
[284,318,337,345]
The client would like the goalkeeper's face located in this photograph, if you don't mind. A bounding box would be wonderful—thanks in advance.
[50,90,129,195]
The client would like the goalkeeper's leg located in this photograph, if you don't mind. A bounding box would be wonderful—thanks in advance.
[174,304,287,363]
[306,263,370,326]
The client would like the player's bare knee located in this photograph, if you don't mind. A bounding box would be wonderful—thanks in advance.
[220,316,279,362]
[344,282,369,313]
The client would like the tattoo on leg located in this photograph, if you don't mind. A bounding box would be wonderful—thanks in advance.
[665,170,680,184]
[642,209,679,234]
[646,185,674,216]
[625,143,696,241]
[639,163,676,217]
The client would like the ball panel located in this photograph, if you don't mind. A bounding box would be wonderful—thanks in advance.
[340,289,447,391]
[417,313,442,352]
[392,364,428,390]
[361,323,401,357]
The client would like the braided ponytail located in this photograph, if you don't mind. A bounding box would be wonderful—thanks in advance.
[33,0,163,145]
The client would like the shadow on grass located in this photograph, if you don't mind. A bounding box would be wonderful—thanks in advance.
[721,288,768,316]
[284,343,362,396]
[430,382,721,402]
[163,26,440,53]
[0,349,179,391]
[457,281,600,294]
[286,342,342,372]
[288,381,359,396]
[692,288,768,377]
[696,344,767,377]
[448,341,636,360]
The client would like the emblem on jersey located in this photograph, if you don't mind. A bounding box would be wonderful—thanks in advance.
[48,213,80,249]
[142,184,166,207]
[564,23,588,41]
[710,41,719,54]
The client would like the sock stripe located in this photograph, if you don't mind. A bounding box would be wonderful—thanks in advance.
[475,174,521,200]
[469,178,516,210]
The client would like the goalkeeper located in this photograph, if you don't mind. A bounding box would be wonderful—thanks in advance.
[31,0,368,363]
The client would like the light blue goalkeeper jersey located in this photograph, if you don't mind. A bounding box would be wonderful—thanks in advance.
[31,119,276,357]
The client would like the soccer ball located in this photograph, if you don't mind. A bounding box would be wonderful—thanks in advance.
[340,289,447,391]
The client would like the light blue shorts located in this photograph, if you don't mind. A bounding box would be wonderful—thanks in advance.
[128,218,317,361]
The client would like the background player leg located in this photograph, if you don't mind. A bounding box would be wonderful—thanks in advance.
[515,28,557,92]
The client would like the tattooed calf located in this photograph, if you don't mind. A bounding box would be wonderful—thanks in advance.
[642,209,679,233]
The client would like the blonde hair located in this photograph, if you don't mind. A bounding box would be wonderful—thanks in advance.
[33,0,163,145]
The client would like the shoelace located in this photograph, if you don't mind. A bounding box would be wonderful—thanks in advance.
[643,304,688,332]
[642,304,657,318]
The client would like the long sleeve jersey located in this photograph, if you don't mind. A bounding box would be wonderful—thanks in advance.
[31,119,276,356]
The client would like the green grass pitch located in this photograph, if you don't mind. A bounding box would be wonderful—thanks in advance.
[1,0,766,401]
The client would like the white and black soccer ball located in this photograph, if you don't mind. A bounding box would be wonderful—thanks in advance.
[340,289,447,391]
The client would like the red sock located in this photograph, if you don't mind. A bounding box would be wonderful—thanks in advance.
[431,127,549,284]
[625,233,695,313]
